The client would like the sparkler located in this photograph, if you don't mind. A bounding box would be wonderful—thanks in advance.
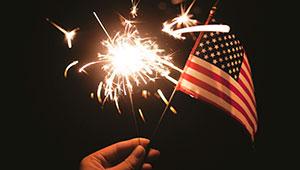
[59,0,228,116]
[46,18,79,48]
[76,12,181,114]
[162,0,198,39]
[51,0,228,143]
[162,0,230,39]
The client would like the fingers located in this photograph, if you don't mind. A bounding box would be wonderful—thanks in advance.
[94,138,149,164]
[87,138,160,170]
[145,149,160,162]
[142,163,152,170]
[109,147,160,170]
[109,145,146,170]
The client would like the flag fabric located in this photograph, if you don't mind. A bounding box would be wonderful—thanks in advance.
[177,30,257,140]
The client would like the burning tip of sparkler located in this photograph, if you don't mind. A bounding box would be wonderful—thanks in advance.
[162,0,230,40]
[80,11,181,113]
[162,0,199,39]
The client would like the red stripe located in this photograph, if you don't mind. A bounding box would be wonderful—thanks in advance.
[185,59,257,119]
[237,78,256,105]
[180,73,256,131]
[185,64,257,121]
[240,67,254,92]
[177,83,254,138]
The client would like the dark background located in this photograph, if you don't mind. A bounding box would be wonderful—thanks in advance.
[6,0,297,169]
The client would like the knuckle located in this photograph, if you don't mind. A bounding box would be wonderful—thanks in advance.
[124,159,136,170]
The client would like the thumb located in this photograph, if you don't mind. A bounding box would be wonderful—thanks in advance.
[109,145,146,170]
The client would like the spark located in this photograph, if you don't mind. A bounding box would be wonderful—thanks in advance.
[90,92,94,99]
[130,0,140,18]
[157,89,177,114]
[142,90,150,99]
[119,14,139,30]
[78,12,181,112]
[138,108,146,122]
[64,60,79,78]
[162,0,230,39]
[164,75,178,85]
[47,18,79,48]
[162,0,198,39]
[97,81,103,104]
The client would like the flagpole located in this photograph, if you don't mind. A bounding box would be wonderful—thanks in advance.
[137,2,221,169]
[150,0,221,142]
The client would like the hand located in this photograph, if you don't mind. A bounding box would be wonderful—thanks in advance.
[80,138,160,170]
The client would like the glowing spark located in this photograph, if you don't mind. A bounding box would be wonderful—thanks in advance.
[90,92,94,99]
[130,0,140,18]
[162,0,198,39]
[164,75,178,85]
[157,89,177,114]
[119,14,139,29]
[47,18,79,48]
[142,90,150,99]
[138,109,146,122]
[78,12,181,112]
[64,60,79,78]
[93,12,112,42]
[176,0,197,28]
[97,81,103,104]
[162,0,230,39]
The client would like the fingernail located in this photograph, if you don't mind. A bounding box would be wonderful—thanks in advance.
[144,139,150,145]
[133,145,145,158]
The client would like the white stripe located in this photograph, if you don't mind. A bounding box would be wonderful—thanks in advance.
[190,55,257,111]
[180,79,254,136]
[185,67,257,131]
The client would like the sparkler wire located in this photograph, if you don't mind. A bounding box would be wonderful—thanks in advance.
[93,11,142,144]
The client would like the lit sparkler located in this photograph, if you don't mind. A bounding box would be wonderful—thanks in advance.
[162,0,230,39]
[46,18,79,48]
[162,0,198,39]
[49,0,231,148]
[76,12,181,113]
[56,0,227,119]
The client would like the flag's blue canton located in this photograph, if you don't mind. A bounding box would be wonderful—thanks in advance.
[193,32,245,80]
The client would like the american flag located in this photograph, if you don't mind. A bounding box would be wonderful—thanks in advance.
[177,30,257,140]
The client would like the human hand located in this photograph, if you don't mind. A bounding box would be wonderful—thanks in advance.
[80,138,160,170]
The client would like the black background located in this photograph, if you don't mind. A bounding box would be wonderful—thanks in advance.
[6,0,297,169]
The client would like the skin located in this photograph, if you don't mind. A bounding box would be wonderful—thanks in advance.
[80,138,160,170]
